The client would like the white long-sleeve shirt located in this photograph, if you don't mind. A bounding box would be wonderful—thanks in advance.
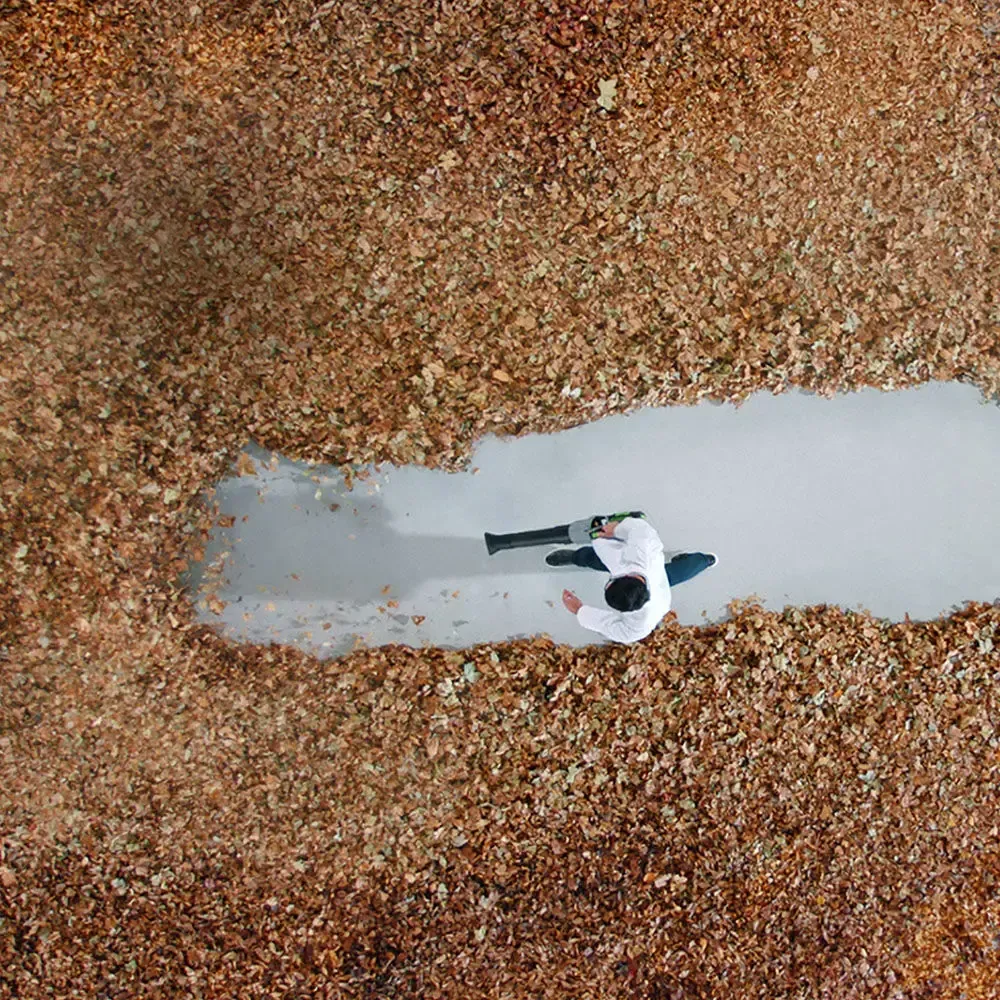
[575,517,671,644]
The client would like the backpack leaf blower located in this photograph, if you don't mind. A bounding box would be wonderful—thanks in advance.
[484,511,646,556]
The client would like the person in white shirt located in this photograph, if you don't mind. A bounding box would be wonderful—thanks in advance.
[547,516,716,644]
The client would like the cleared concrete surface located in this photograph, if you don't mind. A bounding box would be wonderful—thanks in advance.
[184,382,1000,658]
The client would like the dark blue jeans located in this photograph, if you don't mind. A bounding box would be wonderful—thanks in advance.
[570,547,714,586]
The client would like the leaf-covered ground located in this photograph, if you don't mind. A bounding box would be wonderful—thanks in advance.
[1,1,999,996]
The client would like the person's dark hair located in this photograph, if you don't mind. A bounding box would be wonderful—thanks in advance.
[605,575,650,613]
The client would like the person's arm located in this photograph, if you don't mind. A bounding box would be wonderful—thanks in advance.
[576,603,642,644]
[563,589,640,644]
[610,516,659,545]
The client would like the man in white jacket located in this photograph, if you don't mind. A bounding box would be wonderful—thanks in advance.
[548,516,715,644]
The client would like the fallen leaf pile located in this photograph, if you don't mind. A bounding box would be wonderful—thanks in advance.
[1,0,999,996]
[3,607,1000,997]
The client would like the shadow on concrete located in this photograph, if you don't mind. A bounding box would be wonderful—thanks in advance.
[195,475,577,606]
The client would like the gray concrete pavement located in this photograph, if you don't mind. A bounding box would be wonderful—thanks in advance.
[183,382,1000,658]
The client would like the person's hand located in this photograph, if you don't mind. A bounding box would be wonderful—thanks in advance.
[562,589,583,614]
[597,521,618,539]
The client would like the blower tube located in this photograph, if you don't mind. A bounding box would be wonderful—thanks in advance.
[484,512,646,555]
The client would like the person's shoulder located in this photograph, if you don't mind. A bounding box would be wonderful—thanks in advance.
[632,519,664,545]
[622,515,659,534]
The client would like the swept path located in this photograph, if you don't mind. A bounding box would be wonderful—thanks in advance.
[185,382,1000,658]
